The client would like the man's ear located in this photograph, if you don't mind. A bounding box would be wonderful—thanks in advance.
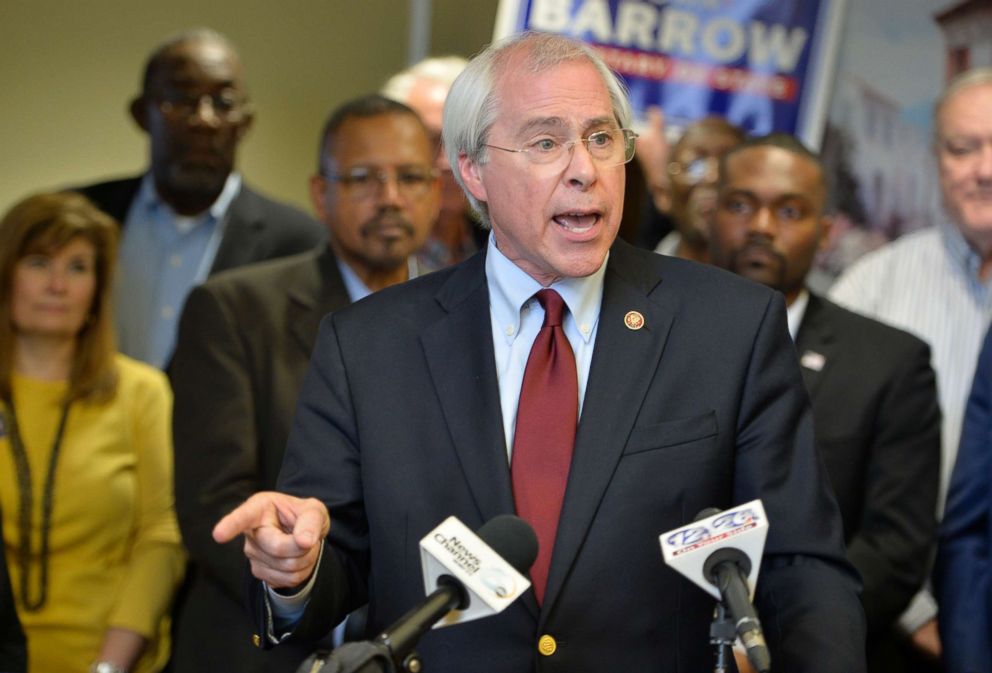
[458,152,488,203]
[129,96,149,132]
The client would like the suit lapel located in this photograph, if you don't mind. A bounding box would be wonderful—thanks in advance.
[420,254,517,525]
[287,247,351,357]
[794,293,835,400]
[211,187,265,273]
[541,242,674,617]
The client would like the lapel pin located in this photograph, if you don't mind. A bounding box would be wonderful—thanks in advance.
[624,311,645,330]
[800,350,826,372]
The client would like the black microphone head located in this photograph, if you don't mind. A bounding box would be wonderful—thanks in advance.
[477,515,538,574]
[694,507,721,521]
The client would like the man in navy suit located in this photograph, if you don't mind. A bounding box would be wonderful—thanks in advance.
[936,325,992,673]
[215,32,866,672]
[708,134,941,670]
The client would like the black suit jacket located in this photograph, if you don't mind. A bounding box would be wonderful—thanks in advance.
[170,247,350,673]
[0,516,27,673]
[267,241,866,672]
[795,294,940,644]
[74,175,326,276]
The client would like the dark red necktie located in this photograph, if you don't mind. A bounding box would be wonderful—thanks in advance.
[511,289,578,604]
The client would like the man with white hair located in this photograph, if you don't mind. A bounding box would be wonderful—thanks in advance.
[831,66,992,668]
[382,55,485,270]
[215,32,866,672]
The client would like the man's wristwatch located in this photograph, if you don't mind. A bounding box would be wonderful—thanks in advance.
[89,662,127,673]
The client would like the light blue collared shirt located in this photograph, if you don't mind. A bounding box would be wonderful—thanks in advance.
[115,173,241,368]
[485,233,607,460]
[336,255,423,303]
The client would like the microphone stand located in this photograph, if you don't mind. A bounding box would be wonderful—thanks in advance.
[294,641,410,673]
[709,602,737,673]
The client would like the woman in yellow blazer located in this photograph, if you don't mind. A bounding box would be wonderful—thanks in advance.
[0,192,184,673]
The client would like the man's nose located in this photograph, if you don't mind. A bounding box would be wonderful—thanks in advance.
[748,206,778,237]
[563,140,597,188]
[188,96,222,128]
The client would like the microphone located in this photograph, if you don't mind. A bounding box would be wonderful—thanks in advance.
[296,515,537,673]
[660,500,771,673]
[378,514,537,664]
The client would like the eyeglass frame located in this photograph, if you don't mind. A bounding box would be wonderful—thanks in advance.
[319,165,440,200]
[484,128,639,168]
[153,90,251,122]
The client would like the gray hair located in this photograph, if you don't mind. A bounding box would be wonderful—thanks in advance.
[442,31,632,228]
[381,55,469,103]
[933,66,992,141]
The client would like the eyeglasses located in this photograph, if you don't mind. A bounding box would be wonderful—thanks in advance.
[155,91,249,122]
[485,129,638,168]
[321,166,439,200]
[668,156,719,185]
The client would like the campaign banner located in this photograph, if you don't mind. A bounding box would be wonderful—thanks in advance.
[494,0,847,147]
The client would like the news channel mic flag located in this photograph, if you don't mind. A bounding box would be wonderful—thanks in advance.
[493,0,846,147]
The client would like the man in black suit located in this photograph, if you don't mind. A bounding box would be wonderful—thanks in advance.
[74,28,323,368]
[708,134,941,667]
[215,32,866,672]
[169,94,438,673]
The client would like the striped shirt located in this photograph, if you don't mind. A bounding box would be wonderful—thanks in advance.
[829,220,992,632]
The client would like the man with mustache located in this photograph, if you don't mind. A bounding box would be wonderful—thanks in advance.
[709,134,941,671]
[168,93,438,673]
[653,116,745,262]
[74,28,325,369]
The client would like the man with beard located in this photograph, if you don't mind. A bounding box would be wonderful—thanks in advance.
[709,134,941,670]
[652,116,744,262]
[74,28,324,368]
[168,94,438,673]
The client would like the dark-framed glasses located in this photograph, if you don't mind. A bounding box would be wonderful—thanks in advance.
[322,166,439,200]
[485,128,638,168]
[156,90,249,122]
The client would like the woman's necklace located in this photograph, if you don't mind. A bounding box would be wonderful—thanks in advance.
[3,398,71,611]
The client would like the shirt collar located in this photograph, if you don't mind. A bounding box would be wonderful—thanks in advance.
[486,232,607,345]
[135,171,242,222]
[786,289,810,341]
[940,217,987,284]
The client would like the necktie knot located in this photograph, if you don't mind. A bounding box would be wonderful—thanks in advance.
[535,289,566,328]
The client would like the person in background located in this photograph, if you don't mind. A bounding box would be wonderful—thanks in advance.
[830,65,992,668]
[652,116,745,262]
[168,94,438,673]
[0,192,184,673]
[382,55,485,270]
[74,28,324,369]
[709,134,941,671]
[935,324,992,673]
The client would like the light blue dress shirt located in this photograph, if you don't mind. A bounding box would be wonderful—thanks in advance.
[114,173,241,368]
[484,233,607,460]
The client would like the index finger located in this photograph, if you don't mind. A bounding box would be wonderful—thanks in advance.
[213,492,280,543]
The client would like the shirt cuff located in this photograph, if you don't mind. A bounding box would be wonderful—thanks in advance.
[896,587,937,635]
[262,543,323,644]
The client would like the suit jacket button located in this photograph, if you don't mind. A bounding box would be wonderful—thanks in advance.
[538,634,557,656]
[252,634,261,648]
